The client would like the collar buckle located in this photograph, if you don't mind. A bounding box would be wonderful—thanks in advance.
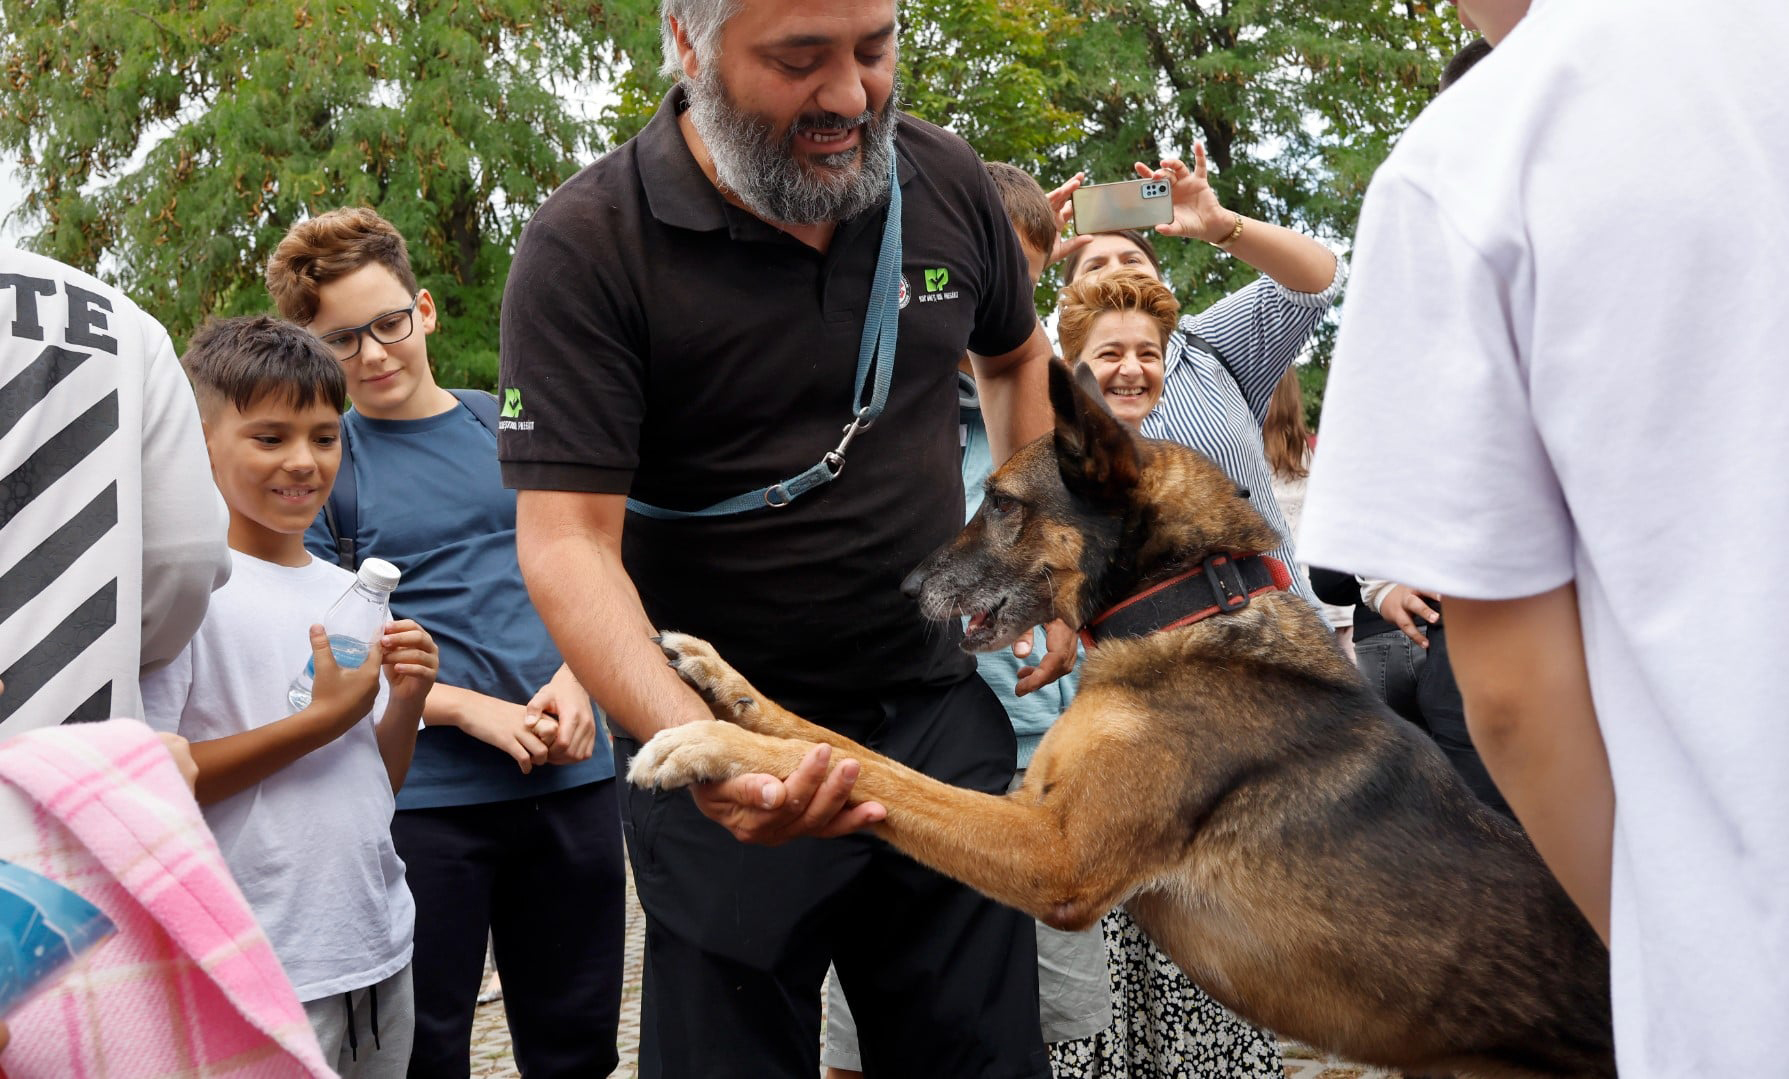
[1202,554,1251,613]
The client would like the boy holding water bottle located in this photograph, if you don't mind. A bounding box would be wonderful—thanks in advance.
[140,315,438,1078]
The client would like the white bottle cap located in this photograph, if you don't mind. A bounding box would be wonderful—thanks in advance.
[357,557,401,592]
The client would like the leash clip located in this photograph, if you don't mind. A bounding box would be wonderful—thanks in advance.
[824,408,873,476]
[1202,554,1251,612]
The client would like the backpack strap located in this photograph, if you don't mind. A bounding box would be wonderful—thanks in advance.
[322,412,360,571]
[450,387,500,434]
[321,390,498,571]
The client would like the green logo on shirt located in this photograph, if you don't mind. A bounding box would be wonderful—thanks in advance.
[501,388,523,419]
[924,267,950,293]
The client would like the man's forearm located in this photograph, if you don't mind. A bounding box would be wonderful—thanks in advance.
[1446,586,1615,942]
[972,325,1055,465]
[517,495,712,742]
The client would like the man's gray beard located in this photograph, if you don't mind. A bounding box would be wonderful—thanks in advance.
[685,70,899,226]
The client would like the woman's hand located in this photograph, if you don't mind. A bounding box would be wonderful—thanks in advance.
[1134,144,1232,245]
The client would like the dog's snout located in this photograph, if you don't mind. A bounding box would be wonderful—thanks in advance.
[899,565,929,599]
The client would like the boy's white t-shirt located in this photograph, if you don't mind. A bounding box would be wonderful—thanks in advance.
[141,550,414,1001]
[1299,1,1789,1075]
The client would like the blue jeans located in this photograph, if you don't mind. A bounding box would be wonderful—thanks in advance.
[1356,626,1511,817]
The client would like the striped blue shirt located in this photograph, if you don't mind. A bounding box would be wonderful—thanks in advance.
[1138,262,1347,617]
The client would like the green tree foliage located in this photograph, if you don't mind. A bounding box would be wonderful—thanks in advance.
[0,0,617,388]
[1050,0,1471,322]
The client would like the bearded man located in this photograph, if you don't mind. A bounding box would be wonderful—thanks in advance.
[497,1,1061,1075]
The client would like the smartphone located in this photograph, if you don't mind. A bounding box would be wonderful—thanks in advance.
[1072,178,1173,235]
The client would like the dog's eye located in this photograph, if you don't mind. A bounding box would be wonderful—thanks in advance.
[987,493,1020,516]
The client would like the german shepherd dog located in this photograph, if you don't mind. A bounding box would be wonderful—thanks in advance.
[628,361,1613,1078]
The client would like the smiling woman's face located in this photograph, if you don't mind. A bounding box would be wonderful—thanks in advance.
[1073,309,1166,430]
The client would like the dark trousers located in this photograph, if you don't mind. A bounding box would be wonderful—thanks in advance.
[615,675,1050,1079]
[393,778,626,1078]
[1355,626,1511,817]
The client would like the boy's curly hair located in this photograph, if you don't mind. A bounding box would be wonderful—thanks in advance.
[265,207,419,325]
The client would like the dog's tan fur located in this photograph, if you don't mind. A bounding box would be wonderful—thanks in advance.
[629,362,1613,1078]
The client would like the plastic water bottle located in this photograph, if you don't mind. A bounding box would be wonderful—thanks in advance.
[286,557,401,712]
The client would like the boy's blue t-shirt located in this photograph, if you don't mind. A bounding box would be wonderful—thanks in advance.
[305,401,614,810]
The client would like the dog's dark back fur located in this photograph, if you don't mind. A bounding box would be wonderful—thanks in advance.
[904,362,1614,1078]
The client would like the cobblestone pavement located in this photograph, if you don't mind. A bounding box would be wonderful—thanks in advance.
[465,864,1400,1079]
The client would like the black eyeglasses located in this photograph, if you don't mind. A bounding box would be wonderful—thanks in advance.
[317,297,420,361]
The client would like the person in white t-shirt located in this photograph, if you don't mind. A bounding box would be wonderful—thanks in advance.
[0,248,230,737]
[1299,1,1789,1075]
[141,316,439,1078]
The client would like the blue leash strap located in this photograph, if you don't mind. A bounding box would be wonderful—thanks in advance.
[626,156,902,520]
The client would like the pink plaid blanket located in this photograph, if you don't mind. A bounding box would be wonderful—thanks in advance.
[0,720,332,1078]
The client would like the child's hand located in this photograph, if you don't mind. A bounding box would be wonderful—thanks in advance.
[381,619,439,707]
[308,624,384,732]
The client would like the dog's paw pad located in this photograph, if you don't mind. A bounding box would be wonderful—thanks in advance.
[625,721,742,790]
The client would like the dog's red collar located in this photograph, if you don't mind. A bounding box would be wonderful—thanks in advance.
[1078,554,1293,649]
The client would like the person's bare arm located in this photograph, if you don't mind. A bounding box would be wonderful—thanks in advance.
[186,625,383,805]
[516,490,884,843]
[1445,584,1613,943]
[424,683,556,773]
[968,322,1055,467]
[374,619,438,792]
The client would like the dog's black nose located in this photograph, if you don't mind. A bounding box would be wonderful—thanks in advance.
[899,566,928,599]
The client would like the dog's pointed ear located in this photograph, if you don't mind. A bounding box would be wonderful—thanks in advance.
[1050,359,1142,504]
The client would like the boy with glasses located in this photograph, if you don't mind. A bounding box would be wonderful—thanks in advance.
[266,208,625,1078]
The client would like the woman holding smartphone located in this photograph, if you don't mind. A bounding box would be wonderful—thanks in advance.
[1043,150,1348,1079]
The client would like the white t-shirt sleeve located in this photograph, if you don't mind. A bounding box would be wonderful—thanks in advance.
[137,314,230,673]
[138,641,194,734]
[1299,174,1574,600]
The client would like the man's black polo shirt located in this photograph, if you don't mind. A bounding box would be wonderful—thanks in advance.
[498,87,1037,707]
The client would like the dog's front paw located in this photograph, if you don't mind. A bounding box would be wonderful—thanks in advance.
[626,721,750,790]
[657,631,760,723]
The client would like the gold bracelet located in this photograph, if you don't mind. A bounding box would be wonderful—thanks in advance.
[1210,213,1244,250]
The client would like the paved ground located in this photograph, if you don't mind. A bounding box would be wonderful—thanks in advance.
[466,866,1401,1079]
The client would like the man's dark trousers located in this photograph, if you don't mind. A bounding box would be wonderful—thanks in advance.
[395,778,626,1077]
[616,674,1051,1078]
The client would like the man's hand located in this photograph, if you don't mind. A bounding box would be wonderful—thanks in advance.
[451,692,555,773]
[1045,172,1094,266]
[528,663,597,764]
[689,743,886,845]
[1012,618,1078,696]
[1378,584,1441,649]
[1135,144,1231,245]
